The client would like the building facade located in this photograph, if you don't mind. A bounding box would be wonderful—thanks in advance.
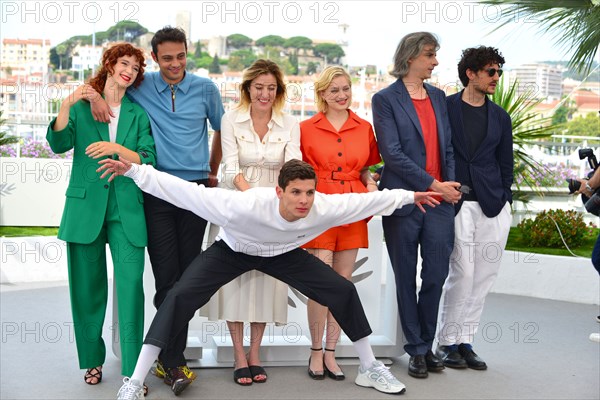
[1,38,50,78]
[510,63,564,102]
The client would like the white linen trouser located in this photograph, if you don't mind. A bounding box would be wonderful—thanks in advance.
[437,201,511,345]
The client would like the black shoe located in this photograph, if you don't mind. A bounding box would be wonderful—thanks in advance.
[408,354,428,378]
[323,348,345,380]
[308,348,325,380]
[308,356,325,380]
[458,344,487,370]
[164,367,192,396]
[233,365,253,386]
[425,350,445,372]
[436,345,467,369]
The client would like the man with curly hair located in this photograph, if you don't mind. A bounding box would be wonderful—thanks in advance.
[436,46,514,370]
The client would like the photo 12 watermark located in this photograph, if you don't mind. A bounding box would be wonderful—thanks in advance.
[436,320,541,345]
[198,1,340,24]
[396,1,540,24]
[1,1,140,24]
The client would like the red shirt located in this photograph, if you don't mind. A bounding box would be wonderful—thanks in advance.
[412,97,442,183]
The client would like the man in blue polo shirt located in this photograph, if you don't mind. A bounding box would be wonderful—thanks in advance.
[90,26,224,395]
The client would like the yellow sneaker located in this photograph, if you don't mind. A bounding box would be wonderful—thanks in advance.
[151,360,166,379]
[180,365,197,381]
[152,360,197,382]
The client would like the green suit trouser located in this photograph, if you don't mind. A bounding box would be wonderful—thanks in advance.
[66,186,145,376]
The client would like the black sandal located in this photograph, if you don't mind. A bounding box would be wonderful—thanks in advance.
[233,363,253,386]
[308,347,325,380]
[248,365,268,383]
[84,366,102,385]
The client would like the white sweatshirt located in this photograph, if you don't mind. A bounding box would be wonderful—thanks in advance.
[126,164,414,257]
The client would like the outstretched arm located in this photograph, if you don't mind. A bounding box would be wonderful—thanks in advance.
[97,158,236,228]
[414,191,441,212]
[97,157,133,181]
[317,188,441,229]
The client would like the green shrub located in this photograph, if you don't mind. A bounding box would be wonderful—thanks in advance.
[517,209,591,248]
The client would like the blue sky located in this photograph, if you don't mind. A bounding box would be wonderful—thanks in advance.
[1,0,571,71]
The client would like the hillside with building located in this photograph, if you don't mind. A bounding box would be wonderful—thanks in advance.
[1,11,598,140]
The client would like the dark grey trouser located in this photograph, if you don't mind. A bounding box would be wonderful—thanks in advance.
[144,240,372,349]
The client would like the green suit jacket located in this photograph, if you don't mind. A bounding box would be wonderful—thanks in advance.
[47,96,156,246]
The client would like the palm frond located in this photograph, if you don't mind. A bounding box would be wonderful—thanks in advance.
[0,132,19,147]
[351,271,373,284]
[0,111,19,147]
[353,257,367,272]
[482,0,600,74]
[491,77,557,197]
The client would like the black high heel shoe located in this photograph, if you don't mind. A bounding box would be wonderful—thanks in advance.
[323,348,345,380]
[308,347,325,380]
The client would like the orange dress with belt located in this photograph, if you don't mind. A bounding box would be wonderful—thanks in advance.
[300,110,381,251]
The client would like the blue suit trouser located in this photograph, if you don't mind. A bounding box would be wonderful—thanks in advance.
[383,203,454,356]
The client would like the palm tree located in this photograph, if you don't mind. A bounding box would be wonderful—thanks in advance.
[482,0,600,74]
[491,77,557,199]
[55,44,67,71]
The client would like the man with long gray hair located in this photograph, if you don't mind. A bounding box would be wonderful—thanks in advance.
[371,32,461,379]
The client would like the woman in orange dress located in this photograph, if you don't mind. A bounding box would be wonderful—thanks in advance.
[300,66,381,381]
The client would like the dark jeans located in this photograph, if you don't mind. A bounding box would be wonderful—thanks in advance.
[143,178,209,368]
[144,240,372,350]
[592,232,600,275]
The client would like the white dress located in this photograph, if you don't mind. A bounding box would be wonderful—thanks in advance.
[200,107,301,324]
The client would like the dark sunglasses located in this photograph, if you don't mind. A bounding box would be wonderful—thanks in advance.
[485,68,503,77]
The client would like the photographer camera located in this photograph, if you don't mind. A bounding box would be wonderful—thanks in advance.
[568,148,600,216]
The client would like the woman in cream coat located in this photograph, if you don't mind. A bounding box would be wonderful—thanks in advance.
[202,59,300,385]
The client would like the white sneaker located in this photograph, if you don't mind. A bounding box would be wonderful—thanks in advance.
[590,333,600,343]
[355,360,406,394]
[117,377,144,400]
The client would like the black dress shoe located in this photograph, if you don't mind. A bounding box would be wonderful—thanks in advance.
[425,350,445,372]
[436,345,467,369]
[408,354,428,378]
[458,344,487,370]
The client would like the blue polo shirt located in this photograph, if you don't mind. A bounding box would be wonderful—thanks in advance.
[128,71,224,180]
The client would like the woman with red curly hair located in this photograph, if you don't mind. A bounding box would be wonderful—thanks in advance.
[46,42,155,391]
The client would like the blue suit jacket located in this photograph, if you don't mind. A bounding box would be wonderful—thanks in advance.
[447,91,513,218]
[372,79,455,216]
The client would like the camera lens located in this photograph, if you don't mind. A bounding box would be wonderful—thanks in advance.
[567,178,581,194]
